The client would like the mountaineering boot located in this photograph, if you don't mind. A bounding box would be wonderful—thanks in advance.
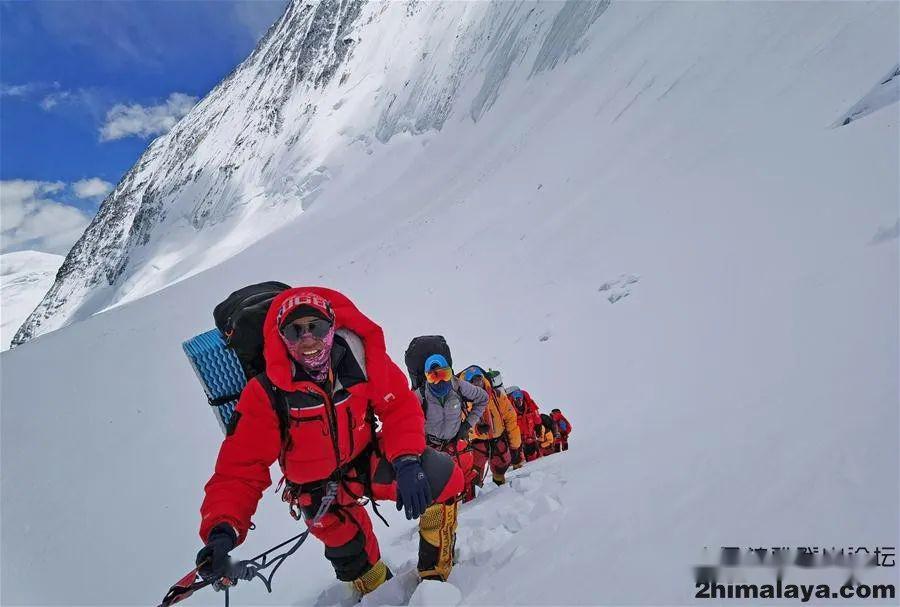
[350,560,392,596]
[417,501,459,581]
[492,472,506,486]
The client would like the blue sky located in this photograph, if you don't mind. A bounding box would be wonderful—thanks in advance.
[0,0,287,255]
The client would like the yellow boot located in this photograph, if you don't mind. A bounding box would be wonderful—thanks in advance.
[350,560,392,596]
[492,472,506,486]
[417,501,459,581]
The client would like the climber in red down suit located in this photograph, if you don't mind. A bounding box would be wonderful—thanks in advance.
[196,287,464,596]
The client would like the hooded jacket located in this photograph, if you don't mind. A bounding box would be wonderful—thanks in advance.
[415,377,488,441]
[550,410,572,436]
[460,373,522,450]
[513,390,543,444]
[200,287,425,544]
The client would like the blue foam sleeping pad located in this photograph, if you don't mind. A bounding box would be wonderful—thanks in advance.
[182,328,248,434]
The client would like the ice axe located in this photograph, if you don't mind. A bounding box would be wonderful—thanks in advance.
[160,478,339,605]
[157,530,310,607]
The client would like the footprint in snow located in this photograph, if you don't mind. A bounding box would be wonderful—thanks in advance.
[607,291,630,304]
[870,219,899,245]
[408,579,462,606]
[361,568,423,607]
[390,524,420,547]
[317,566,423,607]
[371,462,567,605]
[313,577,358,607]
[599,273,640,304]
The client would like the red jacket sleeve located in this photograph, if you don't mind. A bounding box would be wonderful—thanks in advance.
[372,358,426,461]
[199,379,281,544]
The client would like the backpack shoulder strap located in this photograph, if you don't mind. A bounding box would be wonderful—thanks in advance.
[452,377,468,404]
[452,377,473,422]
[255,373,278,405]
[255,374,291,451]
[418,385,428,415]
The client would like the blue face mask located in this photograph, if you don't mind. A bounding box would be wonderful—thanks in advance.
[428,381,452,398]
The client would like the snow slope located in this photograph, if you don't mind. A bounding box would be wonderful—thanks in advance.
[14,0,618,345]
[2,2,898,606]
[0,251,63,350]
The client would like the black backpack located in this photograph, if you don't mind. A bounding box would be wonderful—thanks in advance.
[213,281,291,379]
[404,335,452,389]
[541,413,558,437]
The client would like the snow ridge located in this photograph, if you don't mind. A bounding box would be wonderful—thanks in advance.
[12,0,366,346]
[13,0,611,347]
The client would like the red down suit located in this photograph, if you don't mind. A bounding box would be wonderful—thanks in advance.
[199,288,462,550]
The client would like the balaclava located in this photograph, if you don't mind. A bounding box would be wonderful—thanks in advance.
[424,354,452,398]
[276,292,336,383]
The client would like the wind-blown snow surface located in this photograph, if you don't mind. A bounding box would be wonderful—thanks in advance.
[2,2,898,606]
[0,251,62,350]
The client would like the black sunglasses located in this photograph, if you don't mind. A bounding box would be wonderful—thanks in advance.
[281,318,332,342]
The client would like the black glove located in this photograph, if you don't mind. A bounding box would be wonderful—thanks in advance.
[394,456,432,520]
[196,523,237,580]
[455,421,471,442]
[510,447,522,466]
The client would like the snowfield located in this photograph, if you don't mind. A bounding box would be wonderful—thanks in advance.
[0,251,62,350]
[1,1,898,606]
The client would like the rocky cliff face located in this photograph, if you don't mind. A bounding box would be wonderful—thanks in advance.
[13,0,610,345]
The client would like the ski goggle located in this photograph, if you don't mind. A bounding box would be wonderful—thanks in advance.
[425,366,453,384]
[280,318,333,342]
[464,370,484,384]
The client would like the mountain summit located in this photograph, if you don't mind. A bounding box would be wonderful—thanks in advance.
[12,0,610,346]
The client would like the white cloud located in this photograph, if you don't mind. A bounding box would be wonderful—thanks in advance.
[40,91,71,111]
[36,88,110,123]
[99,92,197,142]
[0,82,107,118]
[1,81,60,99]
[0,180,93,255]
[1,83,40,97]
[72,178,113,200]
